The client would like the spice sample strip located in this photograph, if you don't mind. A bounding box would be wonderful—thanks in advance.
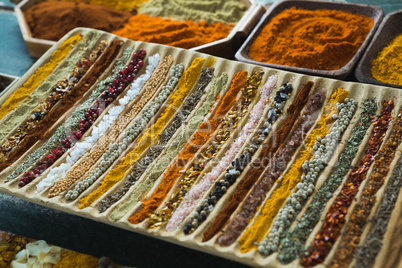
[0,40,108,163]
[44,49,152,197]
[0,33,83,122]
[239,87,349,253]
[0,31,100,142]
[0,40,123,175]
[47,55,173,199]
[150,72,268,230]
[248,7,373,70]
[258,98,357,256]
[36,53,161,193]
[204,81,318,243]
[98,67,219,213]
[301,100,394,267]
[4,46,143,186]
[175,78,296,235]
[77,58,206,208]
[277,98,377,264]
[117,71,248,223]
[330,111,402,268]
[73,62,186,204]
[108,71,234,222]
[353,157,402,268]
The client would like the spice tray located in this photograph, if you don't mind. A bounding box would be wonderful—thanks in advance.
[355,10,402,89]
[235,0,383,80]
[0,73,19,97]
[14,0,265,58]
[1,28,402,268]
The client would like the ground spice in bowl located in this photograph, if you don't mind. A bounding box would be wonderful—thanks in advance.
[248,7,373,71]
[371,33,402,86]
[25,1,132,41]
[113,14,232,50]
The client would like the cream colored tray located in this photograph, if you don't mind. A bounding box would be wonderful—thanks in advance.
[1,28,401,268]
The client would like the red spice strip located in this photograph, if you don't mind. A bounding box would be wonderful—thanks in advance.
[0,40,123,172]
[301,100,394,267]
[127,71,248,224]
[329,110,402,268]
[202,81,315,242]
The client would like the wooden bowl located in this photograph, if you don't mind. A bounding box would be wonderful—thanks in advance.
[355,10,402,89]
[235,0,383,79]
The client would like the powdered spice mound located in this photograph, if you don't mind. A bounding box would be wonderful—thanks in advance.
[25,1,132,41]
[113,14,232,49]
[249,7,373,70]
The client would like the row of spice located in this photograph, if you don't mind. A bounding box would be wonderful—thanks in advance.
[0,230,121,267]
[0,31,401,267]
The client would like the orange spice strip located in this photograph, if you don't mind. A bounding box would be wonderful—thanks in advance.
[127,71,248,224]
[329,110,402,268]
[301,100,394,267]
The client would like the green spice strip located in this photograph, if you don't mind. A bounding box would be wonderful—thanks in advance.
[353,157,402,268]
[277,98,377,264]
[330,110,402,268]
[5,46,134,182]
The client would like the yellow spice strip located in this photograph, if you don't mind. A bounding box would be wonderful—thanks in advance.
[0,33,83,121]
[78,57,206,209]
[239,87,348,253]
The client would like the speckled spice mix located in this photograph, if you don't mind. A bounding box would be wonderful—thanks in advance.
[0,232,33,267]
[0,41,108,163]
[277,98,377,264]
[301,100,394,267]
[97,68,215,213]
[353,157,402,268]
[239,87,348,253]
[330,110,402,268]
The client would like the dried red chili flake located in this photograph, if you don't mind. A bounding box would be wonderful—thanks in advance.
[329,110,402,268]
[301,100,394,267]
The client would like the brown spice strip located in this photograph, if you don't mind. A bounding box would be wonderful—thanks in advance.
[301,100,394,267]
[201,81,315,243]
[329,110,402,268]
[0,40,123,173]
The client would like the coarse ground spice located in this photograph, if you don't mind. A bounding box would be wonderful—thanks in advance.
[353,157,402,268]
[0,40,123,173]
[202,81,315,242]
[25,1,132,41]
[77,58,206,209]
[53,0,146,12]
[127,71,248,224]
[277,98,377,264]
[301,100,394,267]
[0,232,33,267]
[139,0,245,24]
[108,72,230,222]
[249,7,373,70]
[239,87,348,253]
[330,110,402,268]
[52,55,172,199]
[113,14,232,50]
[54,250,98,268]
[98,67,215,213]
[371,33,402,86]
[0,33,83,121]
[5,46,135,183]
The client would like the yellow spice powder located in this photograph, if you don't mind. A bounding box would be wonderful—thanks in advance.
[78,57,206,209]
[239,87,348,253]
[54,250,98,267]
[54,0,147,11]
[0,33,82,121]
